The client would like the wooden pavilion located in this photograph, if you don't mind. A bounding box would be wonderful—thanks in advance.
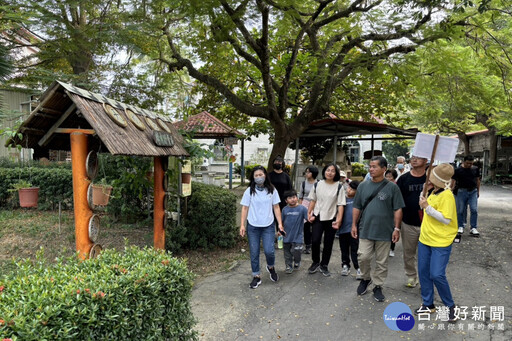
[7,80,188,259]
[175,111,245,187]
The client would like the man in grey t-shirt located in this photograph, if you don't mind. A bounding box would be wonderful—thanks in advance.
[351,156,405,302]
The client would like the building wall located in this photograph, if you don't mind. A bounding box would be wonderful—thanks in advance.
[0,89,34,159]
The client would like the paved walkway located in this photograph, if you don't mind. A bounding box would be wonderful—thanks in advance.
[191,184,512,340]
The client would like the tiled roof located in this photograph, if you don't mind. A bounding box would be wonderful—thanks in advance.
[174,111,244,138]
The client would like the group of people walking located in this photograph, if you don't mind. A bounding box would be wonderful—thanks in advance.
[239,154,481,324]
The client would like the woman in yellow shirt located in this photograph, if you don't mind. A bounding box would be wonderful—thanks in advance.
[416,163,458,323]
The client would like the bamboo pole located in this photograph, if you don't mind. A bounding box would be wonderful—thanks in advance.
[421,135,440,198]
[154,156,166,249]
[70,132,93,259]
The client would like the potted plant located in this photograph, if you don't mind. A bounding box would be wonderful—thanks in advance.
[10,180,39,208]
[91,179,113,206]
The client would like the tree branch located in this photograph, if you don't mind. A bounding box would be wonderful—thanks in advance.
[162,27,270,119]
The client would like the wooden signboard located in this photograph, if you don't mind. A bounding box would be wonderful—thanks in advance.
[153,131,175,147]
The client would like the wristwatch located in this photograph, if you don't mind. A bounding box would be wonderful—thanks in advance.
[394,227,400,231]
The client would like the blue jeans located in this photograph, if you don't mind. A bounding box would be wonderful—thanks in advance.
[247,222,276,276]
[418,242,454,307]
[456,189,478,229]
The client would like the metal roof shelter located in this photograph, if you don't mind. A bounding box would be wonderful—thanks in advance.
[292,117,419,185]
[299,118,418,138]
[7,81,188,259]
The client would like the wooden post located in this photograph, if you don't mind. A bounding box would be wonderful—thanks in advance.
[154,156,166,249]
[70,132,93,259]
[421,135,440,198]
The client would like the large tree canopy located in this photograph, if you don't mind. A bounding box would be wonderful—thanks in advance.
[399,0,512,178]
[134,0,482,168]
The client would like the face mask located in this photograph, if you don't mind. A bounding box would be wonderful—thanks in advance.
[273,163,282,170]
[254,177,265,185]
[397,164,404,170]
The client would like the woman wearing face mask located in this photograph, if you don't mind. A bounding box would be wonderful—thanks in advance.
[240,166,285,289]
[268,155,292,211]
[307,163,346,277]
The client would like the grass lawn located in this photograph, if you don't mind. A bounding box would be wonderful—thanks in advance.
[0,209,248,279]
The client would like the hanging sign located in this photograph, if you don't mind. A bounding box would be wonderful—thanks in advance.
[224,137,238,145]
[412,133,459,163]
[153,131,175,147]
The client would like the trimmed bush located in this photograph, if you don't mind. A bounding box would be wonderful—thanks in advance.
[0,167,73,210]
[351,162,367,177]
[169,182,237,251]
[0,247,197,340]
[243,164,261,180]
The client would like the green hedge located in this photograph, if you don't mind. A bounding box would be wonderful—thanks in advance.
[0,247,197,340]
[0,167,73,210]
[167,182,238,252]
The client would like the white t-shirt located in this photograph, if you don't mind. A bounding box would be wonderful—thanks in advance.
[241,187,281,227]
[308,181,346,221]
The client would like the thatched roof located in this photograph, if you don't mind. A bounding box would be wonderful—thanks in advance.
[175,111,244,139]
[7,81,188,157]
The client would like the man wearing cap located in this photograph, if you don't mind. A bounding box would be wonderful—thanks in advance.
[451,155,481,237]
[396,155,428,288]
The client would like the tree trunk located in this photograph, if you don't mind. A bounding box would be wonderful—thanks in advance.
[488,127,498,181]
[457,132,470,155]
[267,133,292,171]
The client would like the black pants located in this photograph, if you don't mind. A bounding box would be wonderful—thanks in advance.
[304,221,312,246]
[339,232,359,269]
[311,216,337,267]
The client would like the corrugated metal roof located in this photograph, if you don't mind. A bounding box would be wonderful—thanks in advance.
[7,81,189,157]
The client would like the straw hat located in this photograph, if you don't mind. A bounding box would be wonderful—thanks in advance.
[429,163,454,189]
[340,170,347,177]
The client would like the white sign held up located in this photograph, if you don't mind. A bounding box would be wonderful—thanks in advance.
[412,133,459,163]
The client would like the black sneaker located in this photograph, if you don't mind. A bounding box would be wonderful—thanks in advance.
[266,265,279,282]
[308,262,320,274]
[319,265,331,277]
[357,279,372,295]
[373,285,385,302]
[414,304,436,315]
[303,245,311,254]
[249,276,261,289]
[448,305,458,323]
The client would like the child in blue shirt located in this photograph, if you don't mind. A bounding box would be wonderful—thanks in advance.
[338,181,362,279]
[281,189,308,273]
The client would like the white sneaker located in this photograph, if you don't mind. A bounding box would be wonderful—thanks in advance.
[470,228,480,236]
[458,227,464,234]
[356,268,363,280]
[341,264,350,276]
[389,250,395,257]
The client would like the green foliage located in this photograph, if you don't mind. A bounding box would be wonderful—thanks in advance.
[97,154,153,222]
[168,183,237,251]
[351,163,367,177]
[0,247,197,340]
[382,141,411,165]
[9,179,33,191]
[290,137,334,163]
[0,167,73,210]
[244,164,262,180]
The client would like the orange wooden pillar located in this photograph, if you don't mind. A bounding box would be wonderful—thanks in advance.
[154,156,166,249]
[70,132,93,259]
